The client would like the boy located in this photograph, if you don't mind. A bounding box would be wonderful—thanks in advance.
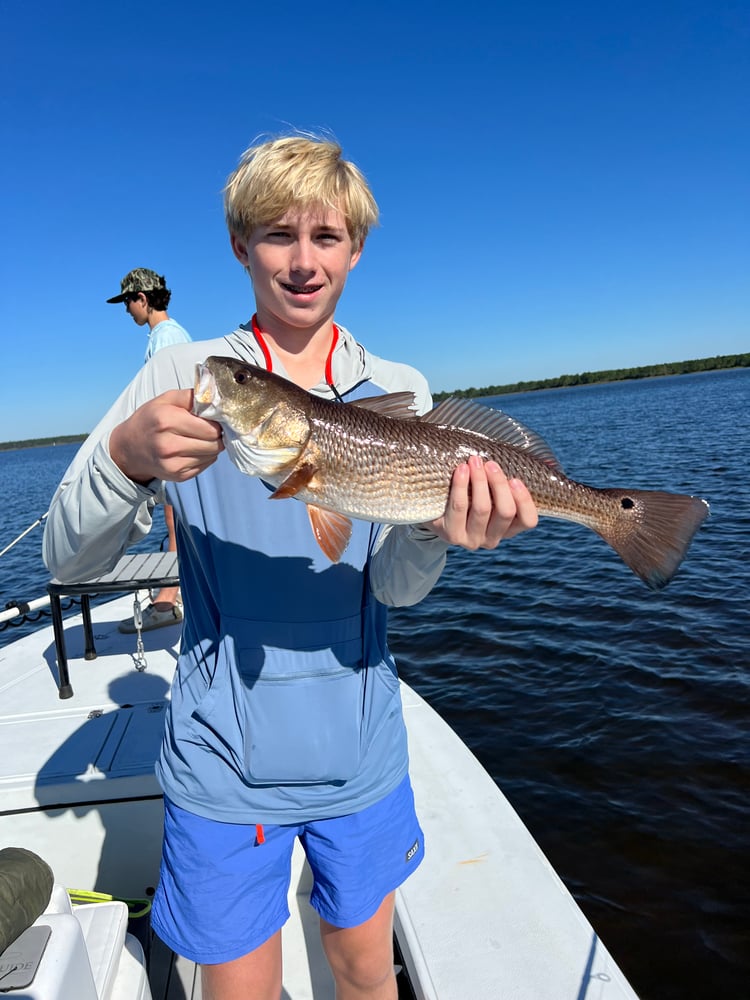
[44,134,537,1000]
[106,267,191,362]
[107,267,192,628]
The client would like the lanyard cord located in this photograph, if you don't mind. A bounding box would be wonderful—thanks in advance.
[251,314,344,401]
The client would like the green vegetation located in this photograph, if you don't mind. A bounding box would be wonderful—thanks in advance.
[433,352,749,401]
[0,434,87,452]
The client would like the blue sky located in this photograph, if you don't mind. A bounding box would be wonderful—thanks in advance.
[2,0,747,441]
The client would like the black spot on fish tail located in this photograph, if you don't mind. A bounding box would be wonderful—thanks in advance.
[594,490,710,590]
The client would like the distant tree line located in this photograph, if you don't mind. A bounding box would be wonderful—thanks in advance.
[0,434,87,453]
[432,352,749,401]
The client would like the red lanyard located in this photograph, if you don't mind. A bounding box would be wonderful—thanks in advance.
[251,314,340,386]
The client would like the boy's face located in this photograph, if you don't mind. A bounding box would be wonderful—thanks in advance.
[125,293,149,327]
[230,205,362,337]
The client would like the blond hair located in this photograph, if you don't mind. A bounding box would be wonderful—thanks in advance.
[224,134,379,247]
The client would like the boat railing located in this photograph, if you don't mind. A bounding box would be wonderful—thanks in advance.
[0,595,52,625]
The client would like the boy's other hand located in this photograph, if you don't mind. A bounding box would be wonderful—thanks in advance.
[110,389,224,485]
[426,456,538,550]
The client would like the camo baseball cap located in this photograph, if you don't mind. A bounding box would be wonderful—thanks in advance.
[106,268,167,303]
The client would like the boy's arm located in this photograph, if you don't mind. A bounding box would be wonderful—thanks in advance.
[44,358,222,584]
[43,367,163,583]
[369,523,450,606]
[43,435,162,584]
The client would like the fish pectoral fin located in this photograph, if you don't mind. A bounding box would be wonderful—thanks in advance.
[423,398,564,471]
[270,463,318,499]
[268,436,322,497]
[306,505,353,563]
[269,448,320,500]
[350,392,419,419]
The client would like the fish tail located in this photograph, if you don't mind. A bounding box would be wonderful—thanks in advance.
[595,490,710,590]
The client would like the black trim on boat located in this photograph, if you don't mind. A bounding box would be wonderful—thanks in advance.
[1,794,164,818]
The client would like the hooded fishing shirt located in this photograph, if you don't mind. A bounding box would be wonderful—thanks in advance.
[43,325,451,824]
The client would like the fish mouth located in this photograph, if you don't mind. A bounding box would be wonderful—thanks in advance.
[193,363,220,416]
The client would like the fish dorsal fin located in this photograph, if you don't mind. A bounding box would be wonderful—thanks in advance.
[349,392,419,420]
[423,398,563,470]
[306,505,353,563]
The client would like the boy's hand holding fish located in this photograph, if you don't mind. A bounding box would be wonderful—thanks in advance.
[109,389,224,487]
[428,455,538,550]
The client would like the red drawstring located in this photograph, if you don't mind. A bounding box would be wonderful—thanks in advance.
[251,315,274,370]
[251,314,339,383]
[324,324,339,386]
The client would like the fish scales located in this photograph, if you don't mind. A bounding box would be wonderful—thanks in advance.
[193,357,710,589]
[302,399,498,522]
[302,399,587,522]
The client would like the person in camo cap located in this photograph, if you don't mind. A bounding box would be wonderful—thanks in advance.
[107,268,192,630]
[107,268,192,362]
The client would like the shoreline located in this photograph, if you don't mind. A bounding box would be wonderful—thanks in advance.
[432,353,748,401]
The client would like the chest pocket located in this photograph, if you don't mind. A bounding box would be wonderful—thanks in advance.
[241,647,365,783]
[192,614,367,785]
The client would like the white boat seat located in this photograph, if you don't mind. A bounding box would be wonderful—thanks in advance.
[72,902,128,999]
[2,883,151,999]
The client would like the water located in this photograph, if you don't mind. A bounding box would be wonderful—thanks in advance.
[0,443,168,632]
[1,368,748,999]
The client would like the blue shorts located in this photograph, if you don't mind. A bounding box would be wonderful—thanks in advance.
[150,776,424,965]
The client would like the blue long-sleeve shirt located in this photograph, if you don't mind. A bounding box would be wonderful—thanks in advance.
[43,325,451,823]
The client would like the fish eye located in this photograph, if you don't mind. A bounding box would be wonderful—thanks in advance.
[234,371,250,385]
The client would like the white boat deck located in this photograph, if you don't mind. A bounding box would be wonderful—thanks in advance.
[0,592,639,999]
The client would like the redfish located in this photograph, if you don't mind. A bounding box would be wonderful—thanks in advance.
[193,358,709,590]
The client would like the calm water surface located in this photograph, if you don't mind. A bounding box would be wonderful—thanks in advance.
[1,368,748,999]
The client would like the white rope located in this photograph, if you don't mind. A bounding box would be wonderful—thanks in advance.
[0,512,48,559]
